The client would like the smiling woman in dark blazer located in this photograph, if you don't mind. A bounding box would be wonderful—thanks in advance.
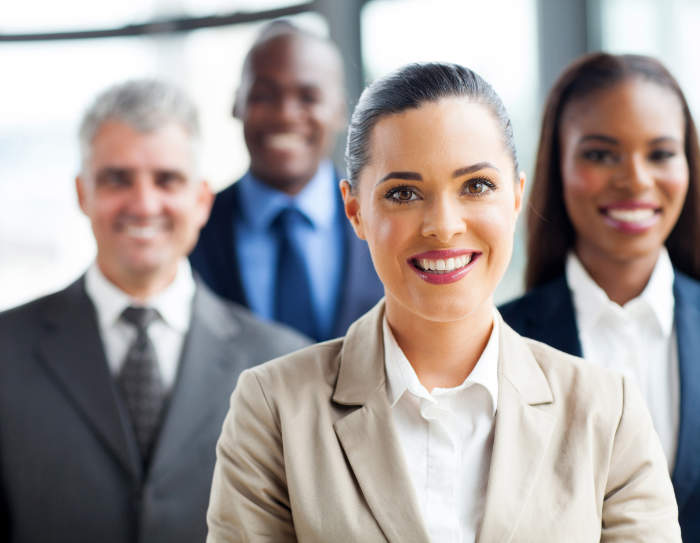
[500,52,700,541]
[206,62,680,542]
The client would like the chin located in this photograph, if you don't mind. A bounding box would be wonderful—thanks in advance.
[405,291,491,324]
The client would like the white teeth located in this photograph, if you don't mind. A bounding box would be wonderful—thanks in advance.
[265,133,306,152]
[607,208,656,222]
[416,254,473,272]
[124,225,160,240]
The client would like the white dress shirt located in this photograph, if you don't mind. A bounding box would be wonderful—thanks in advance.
[85,259,195,392]
[383,315,499,543]
[566,250,679,470]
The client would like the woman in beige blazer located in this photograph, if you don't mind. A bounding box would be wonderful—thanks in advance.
[207,62,680,542]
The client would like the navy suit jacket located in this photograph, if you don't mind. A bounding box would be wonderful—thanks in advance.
[189,174,384,340]
[0,277,309,543]
[500,271,700,542]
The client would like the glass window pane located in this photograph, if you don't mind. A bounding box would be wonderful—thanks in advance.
[0,7,325,309]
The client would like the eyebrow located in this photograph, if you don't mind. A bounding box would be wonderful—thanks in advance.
[578,134,619,145]
[578,134,683,146]
[649,136,682,145]
[376,162,499,186]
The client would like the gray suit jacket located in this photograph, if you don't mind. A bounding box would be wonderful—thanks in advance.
[0,276,309,543]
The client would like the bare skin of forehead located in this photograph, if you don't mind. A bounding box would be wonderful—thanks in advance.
[243,32,345,89]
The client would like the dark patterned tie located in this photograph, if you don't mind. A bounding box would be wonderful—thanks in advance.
[273,207,318,340]
[118,306,165,465]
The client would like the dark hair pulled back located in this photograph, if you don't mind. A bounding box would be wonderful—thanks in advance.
[345,62,518,190]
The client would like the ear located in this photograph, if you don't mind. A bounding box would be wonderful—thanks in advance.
[195,179,215,227]
[514,171,526,215]
[232,79,250,120]
[340,179,365,240]
[232,95,242,120]
[75,175,89,215]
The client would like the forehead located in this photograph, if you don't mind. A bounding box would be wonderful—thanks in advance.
[367,97,510,172]
[560,78,685,141]
[245,34,342,91]
[88,120,195,172]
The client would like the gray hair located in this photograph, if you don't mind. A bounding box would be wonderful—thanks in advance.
[79,79,201,172]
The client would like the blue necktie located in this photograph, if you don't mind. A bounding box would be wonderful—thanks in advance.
[274,207,318,340]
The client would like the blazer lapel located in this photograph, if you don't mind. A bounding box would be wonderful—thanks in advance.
[332,302,431,543]
[528,277,583,357]
[37,278,139,478]
[190,180,248,306]
[671,272,700,510]
[148,283,241,480]
[478,317,555,542]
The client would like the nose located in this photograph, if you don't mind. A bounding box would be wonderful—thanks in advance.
[614,153,654,192]
[421,195,467,242]
[276,96,304,124]
[128,175,162,215]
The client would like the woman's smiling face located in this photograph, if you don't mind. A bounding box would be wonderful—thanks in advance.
[342,96,524,326]
[559,78,689,267]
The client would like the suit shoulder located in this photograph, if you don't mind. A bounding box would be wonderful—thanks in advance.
[674,268,700,300]
[209,180,240,218]
[500,277,568,314]
[226,299,310,352]
[0,287,69,331]
[523,336,624,407]
[240,339,344,400]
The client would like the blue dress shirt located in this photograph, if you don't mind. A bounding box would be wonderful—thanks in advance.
[234,160,345,340]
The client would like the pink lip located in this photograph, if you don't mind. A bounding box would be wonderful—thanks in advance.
[407,249,481,285]
[598,200,661,234]
[599,200,659,211]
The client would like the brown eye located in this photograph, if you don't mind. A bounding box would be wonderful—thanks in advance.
[385,186,419,203]
[464,178,494,195]
[581,149,618,165]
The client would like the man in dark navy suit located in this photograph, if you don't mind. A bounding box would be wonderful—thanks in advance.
[190,21,383,341]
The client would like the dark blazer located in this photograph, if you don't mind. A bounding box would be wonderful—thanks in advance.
[189,174,384,340]
[0,276,309,543]
[500,271,700,542]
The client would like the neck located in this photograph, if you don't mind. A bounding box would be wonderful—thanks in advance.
[97,261,177,303]
[575,244,660,306]
[251,169,314,196]
[385,298,494,392]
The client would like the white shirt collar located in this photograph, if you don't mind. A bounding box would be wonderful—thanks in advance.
[566,248,674,337]
[382,313,499,416]
[85,259,195,333]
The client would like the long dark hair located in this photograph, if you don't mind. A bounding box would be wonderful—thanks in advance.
[345,62,518,189]
[526,52,700,288]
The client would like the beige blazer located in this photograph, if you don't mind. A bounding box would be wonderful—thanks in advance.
[207,301,680,542]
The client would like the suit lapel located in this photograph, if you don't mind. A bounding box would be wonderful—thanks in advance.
[191,181,248,306]
[332,302,430,543]
[671,272,700,510]
[526,277,582,357]
[37,278,140,478]
[478,318,555,542]
[148,283,240,480]
[223,183,249,305]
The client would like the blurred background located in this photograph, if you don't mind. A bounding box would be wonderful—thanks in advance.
[2,0,698,310]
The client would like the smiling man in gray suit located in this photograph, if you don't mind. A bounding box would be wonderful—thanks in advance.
[0,80,308,543]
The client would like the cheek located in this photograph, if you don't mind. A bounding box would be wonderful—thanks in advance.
[472,204,516,256]
[562,161,607,199]
[660,165,689,206]
[361,203,414,268]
